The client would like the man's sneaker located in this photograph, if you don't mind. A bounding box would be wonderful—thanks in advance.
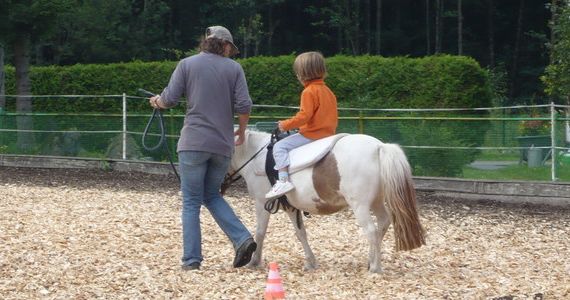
[233,237,257,268]
[181,262,200,271]
[265,180,295,199]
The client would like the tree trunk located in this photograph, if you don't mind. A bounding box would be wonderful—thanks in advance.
[395,0,402,53]
[549,0,560,63]
[510,0,525,99]
[337,25,343,53]
[487,0,496,68]
[458,0,463,55]
[352,0,361,55]
[435,0,442,53]
[376,0,382,55]
[242,25,249,58]
[267,4,274,55]
[365,0,371,54]
[13,34,35,152]
[426,0,431,55]
[344,0,355,54]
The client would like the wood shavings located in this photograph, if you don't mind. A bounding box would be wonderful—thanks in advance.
[1,168,569,299]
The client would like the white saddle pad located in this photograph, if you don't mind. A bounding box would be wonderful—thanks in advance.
[253,133,349,176]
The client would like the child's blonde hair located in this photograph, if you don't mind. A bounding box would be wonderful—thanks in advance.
[293,52,327,83]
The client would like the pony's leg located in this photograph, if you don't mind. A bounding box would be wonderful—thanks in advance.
[352,205,382,273]
[371,199,391,268]
[285,210,317,271]
[248,197,271,269]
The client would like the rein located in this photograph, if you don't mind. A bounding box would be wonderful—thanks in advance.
[221,139,270,195]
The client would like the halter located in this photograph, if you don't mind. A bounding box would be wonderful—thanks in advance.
[220,140,270,195]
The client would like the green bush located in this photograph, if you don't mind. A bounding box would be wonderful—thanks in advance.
[5,54,492,111]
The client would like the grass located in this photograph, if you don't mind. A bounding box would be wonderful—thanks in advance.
[476,150,520,161]
[463,163,570,182]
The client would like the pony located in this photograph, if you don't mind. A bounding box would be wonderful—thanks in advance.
[228,130,426,273]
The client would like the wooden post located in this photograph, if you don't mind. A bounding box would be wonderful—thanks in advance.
[122,93,127,160]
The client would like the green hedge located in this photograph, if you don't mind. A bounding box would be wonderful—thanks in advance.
[4,54,492,111]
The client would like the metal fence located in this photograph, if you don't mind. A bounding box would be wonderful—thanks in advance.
[1,94,569,182]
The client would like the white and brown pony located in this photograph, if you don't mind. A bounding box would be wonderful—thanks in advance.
[229,130,425,273]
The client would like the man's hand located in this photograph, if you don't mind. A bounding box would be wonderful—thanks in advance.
[149,95,162,109]
[235,129,245,146]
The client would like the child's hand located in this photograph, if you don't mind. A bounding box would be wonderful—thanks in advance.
[278,121,285,132]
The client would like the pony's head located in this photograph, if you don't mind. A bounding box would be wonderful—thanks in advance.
[230,129,270,172]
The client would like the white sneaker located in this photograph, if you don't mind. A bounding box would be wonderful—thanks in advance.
[265,180,295,199]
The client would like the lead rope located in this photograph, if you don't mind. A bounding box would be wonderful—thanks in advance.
[221,140,270,194]
[139,88,180,182]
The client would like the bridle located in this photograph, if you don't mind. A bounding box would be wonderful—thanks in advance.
[221,140,270,195]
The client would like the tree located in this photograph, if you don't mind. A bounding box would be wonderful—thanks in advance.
[238,14,264,58]
[52,0,173,64]
[549,0,561,63]
[543,0,570,101]
[510,0,526,99]
[308,0,363,55]
[458,0,463,55]
[376,0,383,54]
[435,0,444,54]
[426,0,431,54]
[487,0,496,67]
[262,0,285,55]
[0,0,73,151]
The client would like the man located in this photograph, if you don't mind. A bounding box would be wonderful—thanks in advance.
[149,25,256,271]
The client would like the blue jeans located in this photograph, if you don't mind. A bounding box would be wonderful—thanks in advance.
[273,133,314,170]
[178,151,252,266]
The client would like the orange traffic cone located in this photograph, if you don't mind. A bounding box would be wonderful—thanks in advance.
[264,262,285,299]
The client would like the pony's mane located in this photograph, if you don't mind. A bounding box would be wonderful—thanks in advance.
[246,129,270,144]
[247,129,270,137]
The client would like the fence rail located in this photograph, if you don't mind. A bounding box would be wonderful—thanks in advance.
[1,94,569,182]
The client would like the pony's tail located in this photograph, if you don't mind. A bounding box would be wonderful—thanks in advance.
[378,143,426,251]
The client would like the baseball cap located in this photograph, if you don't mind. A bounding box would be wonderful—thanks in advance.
[205,25,239,55]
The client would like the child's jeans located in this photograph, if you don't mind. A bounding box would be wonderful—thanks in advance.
[272,133,314,170]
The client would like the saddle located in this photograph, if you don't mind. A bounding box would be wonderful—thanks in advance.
[257,133,350,177]
[261,131,349,222]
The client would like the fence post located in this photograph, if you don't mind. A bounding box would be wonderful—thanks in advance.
[0,106,4,148]
[551,102,557,181]
[122,93,127,160]
[358,111,364,134]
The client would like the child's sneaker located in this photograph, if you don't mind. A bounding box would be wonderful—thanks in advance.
[265,180,294,199]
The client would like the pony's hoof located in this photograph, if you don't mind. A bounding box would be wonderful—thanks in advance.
[247,261,263,270]
[303,263,318,271]
[368,263,383,273]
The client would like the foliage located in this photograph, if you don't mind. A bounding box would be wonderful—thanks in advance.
[4,54,492,112]
[4,61,177,112]
[0,1,556,102]
[0,0,73,41]
[518,119,551,136]
[543,1,570,101]
[52,0,174,64]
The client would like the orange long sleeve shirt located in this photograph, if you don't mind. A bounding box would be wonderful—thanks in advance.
[280,79,338,140]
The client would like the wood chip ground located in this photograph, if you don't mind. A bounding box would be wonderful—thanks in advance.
[1,167,568,299]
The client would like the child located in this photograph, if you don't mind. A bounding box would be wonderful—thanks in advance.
[265,51,338,199]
